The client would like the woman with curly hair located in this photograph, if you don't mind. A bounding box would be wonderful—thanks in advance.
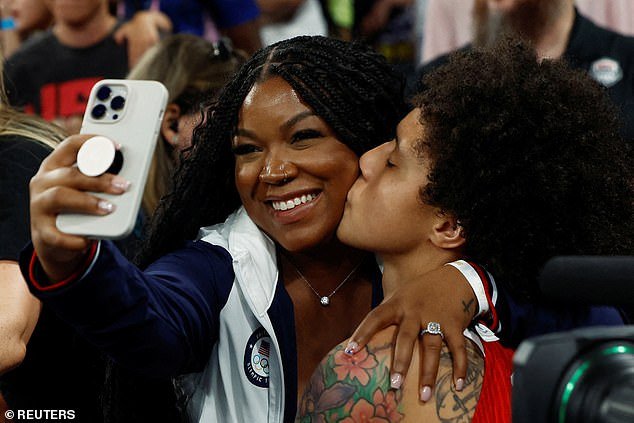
[301,38,632,422]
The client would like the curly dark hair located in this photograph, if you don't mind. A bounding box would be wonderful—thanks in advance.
[414,38,634,300]
[138,35,407,267]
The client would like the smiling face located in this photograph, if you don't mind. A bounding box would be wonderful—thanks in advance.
[338,108,438,255]
[233,77,360,252]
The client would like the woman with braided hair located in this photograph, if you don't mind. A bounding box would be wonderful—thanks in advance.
[17,35,621,422]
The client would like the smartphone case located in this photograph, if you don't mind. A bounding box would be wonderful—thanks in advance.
[56,79,168,239]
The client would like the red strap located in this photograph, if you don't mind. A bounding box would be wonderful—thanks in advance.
[29,241,98,292]
[467,260,500,332]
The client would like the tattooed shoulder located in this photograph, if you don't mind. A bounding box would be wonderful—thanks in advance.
[296,335,485,423]
[432,340,484,422]
[296,332,404,423]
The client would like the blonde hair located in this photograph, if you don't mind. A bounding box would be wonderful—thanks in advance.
[0,59,65,148]
[127,34,246,218]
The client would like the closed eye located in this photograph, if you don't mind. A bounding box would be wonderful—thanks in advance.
[386,159,396,168]
[291,129,323,144]
[231,144,261,156]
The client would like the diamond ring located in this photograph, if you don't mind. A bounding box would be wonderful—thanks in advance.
[420,321,444,339]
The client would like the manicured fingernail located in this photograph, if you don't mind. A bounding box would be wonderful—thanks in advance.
[390,373,403,389]
[111,177,130,192]
[98,200,115,213]
[344,341,358,355]
[420,386,432,402]
[455,378,464,391]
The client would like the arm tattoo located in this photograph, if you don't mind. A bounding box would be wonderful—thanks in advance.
[434,342,484,422]
[462,298,475,317]
[296,343,404,422]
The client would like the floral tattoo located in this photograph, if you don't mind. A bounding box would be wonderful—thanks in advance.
[297,343,403,422]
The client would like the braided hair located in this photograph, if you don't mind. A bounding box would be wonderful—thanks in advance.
[138,35,406,267]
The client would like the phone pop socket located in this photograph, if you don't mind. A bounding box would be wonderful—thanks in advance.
[77,136,123,176]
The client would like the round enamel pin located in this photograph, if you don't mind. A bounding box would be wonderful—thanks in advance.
[589,57,623,88]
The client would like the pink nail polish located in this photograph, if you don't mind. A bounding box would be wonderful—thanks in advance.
[98,200,115,213]
[420,386,432,402]
[390,373,403,389]
[111,176,130,191]
[455,378,465,391]
[344,341,358,355]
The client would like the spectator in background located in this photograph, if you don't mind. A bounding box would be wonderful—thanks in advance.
[351,0,419,87]
[421,0,634,64]
[416,0,634,143]
[3,0,128,135]
[257,0,328,46]
[0,0,53,58]
[115,0,261,66]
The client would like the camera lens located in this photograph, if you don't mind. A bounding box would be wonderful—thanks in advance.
[111,96,125,110]
[556,343,634,423]
[96,86,111,101]
[91,104,107,119]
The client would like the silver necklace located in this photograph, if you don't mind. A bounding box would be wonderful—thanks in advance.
[285,257,363,306]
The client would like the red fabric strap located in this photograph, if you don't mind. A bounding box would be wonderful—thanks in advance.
[28,241,98,292]
[467,260,500,331]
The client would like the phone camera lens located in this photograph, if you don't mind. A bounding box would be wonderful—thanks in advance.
[91,104,107,119]
[111,96,125,111]
[96,86,111,101]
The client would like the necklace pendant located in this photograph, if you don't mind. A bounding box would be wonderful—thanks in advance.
[320,296,330,306]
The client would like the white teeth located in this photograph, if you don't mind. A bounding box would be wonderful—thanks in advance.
[271,193,317,211]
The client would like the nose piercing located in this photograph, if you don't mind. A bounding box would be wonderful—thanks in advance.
[283,170,289,182]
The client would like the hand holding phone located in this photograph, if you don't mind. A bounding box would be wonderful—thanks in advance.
[55,79,168,239]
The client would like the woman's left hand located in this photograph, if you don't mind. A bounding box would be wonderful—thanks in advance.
[345,264,478,401]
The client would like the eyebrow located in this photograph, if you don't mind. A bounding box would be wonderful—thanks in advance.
[281,111,315,132]
[234,111,316,140]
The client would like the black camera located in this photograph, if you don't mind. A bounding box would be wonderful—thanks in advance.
[513,326,634,423]
[512,256,634,423]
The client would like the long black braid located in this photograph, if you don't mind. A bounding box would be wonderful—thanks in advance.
[137,36,407,268]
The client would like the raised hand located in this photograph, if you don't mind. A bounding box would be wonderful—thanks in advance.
[29,135,130,281]
[344,264,478,401]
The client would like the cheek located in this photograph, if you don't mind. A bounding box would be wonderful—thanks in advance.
[323,153,360,199]
[234,160,261,202]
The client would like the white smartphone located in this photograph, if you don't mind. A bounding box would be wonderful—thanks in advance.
[56,79,168,239]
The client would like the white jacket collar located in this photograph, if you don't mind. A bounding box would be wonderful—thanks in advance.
[198,207,279,317]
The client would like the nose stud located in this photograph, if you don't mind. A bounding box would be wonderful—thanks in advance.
[259,162,292,184]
